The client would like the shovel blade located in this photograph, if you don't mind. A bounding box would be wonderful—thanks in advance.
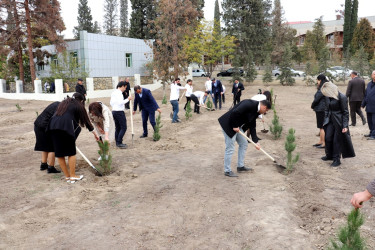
[261,129,269,133]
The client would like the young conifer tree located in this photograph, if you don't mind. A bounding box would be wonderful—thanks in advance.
[162,95,167,104]
[97,140,112,175]
[185,101,193,120]
[153,113,163,141]
[206,96,213,110]
[270,108,282,139]
[284,128,299,173]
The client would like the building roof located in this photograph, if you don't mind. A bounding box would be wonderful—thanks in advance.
[290,16,375,36]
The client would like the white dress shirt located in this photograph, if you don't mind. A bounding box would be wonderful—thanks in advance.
[185,84,193,97]
[110,89,129,111]
[251,94,266,118]
[193,91,205,105]
[205,80,212,91]
[170,83,186,101]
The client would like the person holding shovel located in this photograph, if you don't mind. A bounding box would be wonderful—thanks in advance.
[88,102,115,143]
[218,99,271,177]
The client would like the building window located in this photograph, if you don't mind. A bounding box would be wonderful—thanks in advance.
[299,36,305,45]
[51,54,58,66]
[125,53,132,67]
[37,63,44,71]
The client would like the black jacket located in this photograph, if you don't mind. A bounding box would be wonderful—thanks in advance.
[34,102,60,130]
[75,83,87,100]
[122,81,131,99]
[212,80,223,94]
[346,76,365,102]
[362,81,375,113]
[323,93,355,158]
[232,82,245,97]
[311,85,327,112]
[218,99,259,142]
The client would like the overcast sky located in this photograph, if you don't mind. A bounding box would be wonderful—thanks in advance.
[60,0,375,39]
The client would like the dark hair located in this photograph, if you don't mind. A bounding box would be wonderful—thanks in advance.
[88,102,104,120]
[263,91,272,106]
[77,78,83,81]
[175,78,180,81]
[134,85,141,92]
[117,81,126,88]
[211,78,215,81]
[351,71,358,76]
[317,74,328,84]
[72,92,85,103]
[55,96,94,130]
[187,79,192,83]
[260,100,271,109]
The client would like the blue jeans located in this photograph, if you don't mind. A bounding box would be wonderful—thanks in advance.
[112,111,127,145]
[142,109,156,136]
[170,100,179,122]
[223,128,248,173]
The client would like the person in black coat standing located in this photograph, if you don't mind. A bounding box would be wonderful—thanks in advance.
[121,78,131,110]
[311,74,328,149]
[75,78,87,101]
[346,71,366,126]
[362,70,375,140]
[232,79,245,105]
[211,78,223,110]
[321,81,355,167]
[218,99,271,177]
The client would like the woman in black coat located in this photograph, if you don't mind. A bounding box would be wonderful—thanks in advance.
[49,93,98,183]
[311,75,328,149]
[321,81,355,167]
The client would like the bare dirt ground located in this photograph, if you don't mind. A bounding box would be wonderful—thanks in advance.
[1,77,375,249]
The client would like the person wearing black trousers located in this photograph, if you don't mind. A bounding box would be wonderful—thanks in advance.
[320,80,355,167]
[75,78,87,101]
[232,79,245,105]
[121,78,131,110]
[346,71,366,126]
[362,70,375,140]
[211,78,223,110]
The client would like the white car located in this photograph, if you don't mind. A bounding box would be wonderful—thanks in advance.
[272,67,305,77]
[326,66,352,78]
[192,69,207,77]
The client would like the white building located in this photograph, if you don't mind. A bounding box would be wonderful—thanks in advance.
[36,30,153,78]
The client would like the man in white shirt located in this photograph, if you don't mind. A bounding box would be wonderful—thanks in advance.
[110,82,132,148]
[203,76,212,103]
[183,79,193,111]
[191,90,208,114]
[170,78,186,123]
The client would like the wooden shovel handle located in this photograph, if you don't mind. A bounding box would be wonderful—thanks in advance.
[238,130,275,162]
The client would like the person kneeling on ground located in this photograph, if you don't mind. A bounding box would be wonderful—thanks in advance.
[218,99,271,177]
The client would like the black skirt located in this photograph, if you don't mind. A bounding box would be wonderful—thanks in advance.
[50,130,76,157]
[34,125,54,152]
[315,111,325,129]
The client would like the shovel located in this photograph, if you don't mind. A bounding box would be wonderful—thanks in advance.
[238,130,286,171]
[128,91,134,145]
[76,146,103,176]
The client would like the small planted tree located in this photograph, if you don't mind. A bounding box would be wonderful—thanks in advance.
[284,128,299,173]
[185,101,192,120]
[206,96,213,110]
[153,113,163,141]
[270,108,283,139]
[15,103,23,112]
[329,208,366,250]
[162,95,167,104]
[97,140,112,175]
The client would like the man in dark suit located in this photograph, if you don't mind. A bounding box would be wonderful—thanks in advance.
[346,71,366,126]
[133,85,161,138]
[232,79,245,105]
[211,78,223,110]
[362,70,375,140]
[218,99,271,177]
[75,78,87,101]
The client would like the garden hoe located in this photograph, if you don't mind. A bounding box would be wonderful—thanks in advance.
[238,130,286,172]
[76,146,103,176]
[129,91,134,145]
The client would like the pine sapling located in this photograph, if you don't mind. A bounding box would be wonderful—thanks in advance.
[284,128,299,173]
[270,108,283,139]
[329,208,366,250]
[97,140,112,175]
[15,103,23,111]
[206,96,213,111]
[153,113,163,141]
[185,101,192,120]
[162,95,167,104]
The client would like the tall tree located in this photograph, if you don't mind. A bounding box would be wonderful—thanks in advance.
[119,0,129,37]
[213,0,220,35]
[129,0,156,39]
[343,0,358,54]
[151,0,199,86]
[349,0,358,53]
[103,0,118,36]
[74,0,95,38]
[351,18,375,60]
[302,17,325,61]
[222,0,272,70]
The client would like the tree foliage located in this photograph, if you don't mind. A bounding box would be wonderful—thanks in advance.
[74,0,95,38]
[129,0,156,39]
[213,0,220,35]
[284,128,299,173]
[119,0,129,37]
[97,140,112,175]
[270,108,283,139]
[103,0,118,36]
[262,53,273,84]
[153,113,163,141]
[50,51,89,82]
[278,44,295,86]
[352,46,370,78]
[302,17,325,61]
[351,18,375,60]
[343,0,358,54]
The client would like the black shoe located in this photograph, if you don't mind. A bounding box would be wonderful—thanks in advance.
[313,143,322,147]
[117,143,128,149]
[364,134,371,137]
[321,156,333,161]
[367,137,375,140]
[224,171,238,177]
[316,145,325,149]
[349,124,356,126]
[47,166,61,173]
[40,162,48,171]
[237,166,254,172]
[140,135,147,138]
[330,159,341,167]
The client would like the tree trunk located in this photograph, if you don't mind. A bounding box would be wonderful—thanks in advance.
[12,1,24,82]
[24,0,36,82]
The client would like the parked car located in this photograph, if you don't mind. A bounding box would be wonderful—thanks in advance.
[217,68,244,77]
[272,67,305,77]
[192,69,207,77]
[326,66,352,78]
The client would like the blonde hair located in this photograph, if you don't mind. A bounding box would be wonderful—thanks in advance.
[321,81,339,100]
